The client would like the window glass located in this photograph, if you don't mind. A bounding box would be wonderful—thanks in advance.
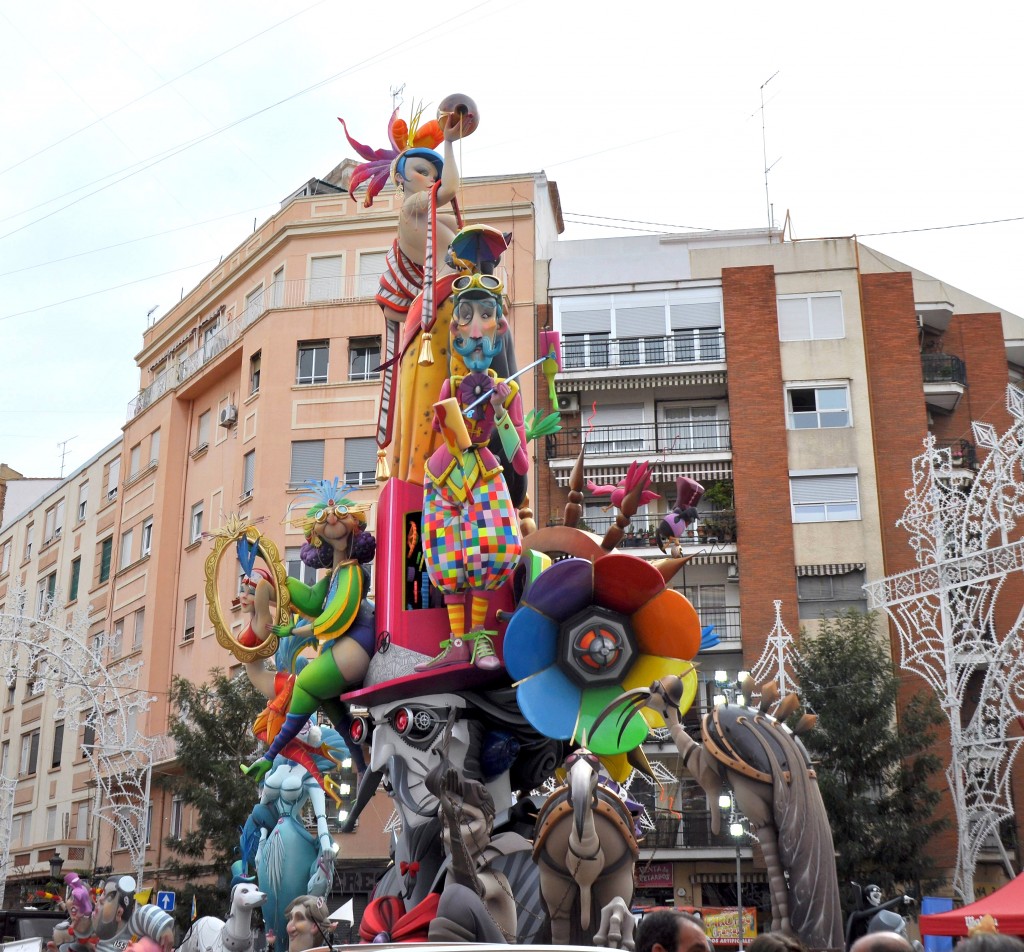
[297,340,329,385]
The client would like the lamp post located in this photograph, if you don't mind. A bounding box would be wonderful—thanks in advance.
[48,852,65,883]
[719,793,745,951]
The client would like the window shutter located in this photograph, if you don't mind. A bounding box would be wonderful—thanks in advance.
[358,252,387,296]
[344,437,377,476]
[243,452,256,494]
[777,298,811,341]
[290,440,325,485]
[811,295,844,337]
[561,309,612,334]
[670,301,722,330]
[309,256,344,301]
[790,474,857,503]
[616,306,665,337]
[590,403,644,427]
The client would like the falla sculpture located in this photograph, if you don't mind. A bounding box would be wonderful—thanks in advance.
[184,91,844,951]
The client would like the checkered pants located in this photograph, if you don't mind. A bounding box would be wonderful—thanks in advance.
[423,471,522,594]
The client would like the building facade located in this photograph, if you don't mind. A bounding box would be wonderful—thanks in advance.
[538,230,1024,910]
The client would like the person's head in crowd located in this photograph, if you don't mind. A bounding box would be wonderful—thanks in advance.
[635,910,709,952]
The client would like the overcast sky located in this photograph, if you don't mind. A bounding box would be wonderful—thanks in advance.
[2,0,1021,479]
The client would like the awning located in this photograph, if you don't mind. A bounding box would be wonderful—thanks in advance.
[557,370,727,393]
[795,562,865,577]
[691,872,768,884]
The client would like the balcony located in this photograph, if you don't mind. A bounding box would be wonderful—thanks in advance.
[561,331,725,373]
[936,437,979,472]
[642,810,743,851]
[922,353,967,414]
[546,421,731,461]
[126,276,380,420]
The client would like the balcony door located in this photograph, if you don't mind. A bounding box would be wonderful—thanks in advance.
[587,403,645,456]
[659,404,720,452]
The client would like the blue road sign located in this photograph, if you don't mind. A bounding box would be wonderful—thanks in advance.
[157,891,175,912]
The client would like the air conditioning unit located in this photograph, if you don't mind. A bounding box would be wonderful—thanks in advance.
[219,405,238,428]
[556,394,580,413]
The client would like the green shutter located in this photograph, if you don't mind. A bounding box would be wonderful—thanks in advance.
[100,538,112,582]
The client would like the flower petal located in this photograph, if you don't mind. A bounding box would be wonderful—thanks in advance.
[579,686,651,755]
[593,554,665,615]
[515,666,582,739]
[523,557,595,621]
[621,656,700,727]
[632,588,701,660]
[503,605,559,681]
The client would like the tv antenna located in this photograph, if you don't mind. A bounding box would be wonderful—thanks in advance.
[146,304,160,327]
[760,71,782,238]
[390,83,406,112]
[58,436,77,478]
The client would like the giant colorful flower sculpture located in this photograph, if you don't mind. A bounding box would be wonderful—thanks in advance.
[503,553,702,767]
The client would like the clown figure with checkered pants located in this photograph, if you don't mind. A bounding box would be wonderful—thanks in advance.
[416,270,528,672]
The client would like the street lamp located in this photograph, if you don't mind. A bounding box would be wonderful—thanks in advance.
[48,852,65,883]
[718,794,745,951]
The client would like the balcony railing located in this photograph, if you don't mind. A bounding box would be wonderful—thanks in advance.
[922,353,967,386]
[936,438,979,471]
[562,331,725,372]
[546,421,731,460]
[127,276,381,420]
[551,510,737,545]
[642,810,741,850]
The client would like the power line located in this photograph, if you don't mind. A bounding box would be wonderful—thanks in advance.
[858,215,1024,237]
[0,0,501,241]
[0,0,330,177]
[0,259,218,323]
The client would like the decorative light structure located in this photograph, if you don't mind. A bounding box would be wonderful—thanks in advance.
[0,584,156,906]
[865,385,1024,902]
[749,599,801,698]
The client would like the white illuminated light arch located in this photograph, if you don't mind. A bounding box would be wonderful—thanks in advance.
[0,585,156,907]
[865,385,1024,902]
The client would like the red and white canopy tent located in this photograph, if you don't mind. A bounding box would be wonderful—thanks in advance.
[919,875,1024,936]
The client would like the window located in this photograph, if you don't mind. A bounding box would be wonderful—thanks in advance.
[69,557,81,602]
[189,502,204,544]
[111,618,125,658]
[271,266,285,308]
[787,385,850,429]
[170,796,184,839]
[77,482,89,521]
[585,403,645,455]
[141,517,153,557]
[244,284,265,324]
[242,451,256,498]
[119,528,134,570]
[149,429,160,465]
[82,720,96,753]
[0,741,8,777]
[296,340,329,385]
[249,351,262,394]
[202,318,221,359]
[20,730,40,775]
[105,457,121,501]
[51,723,64,769]
[659,405,722,452]
[75,800,90,839]
[344,437,377,486]
[10,814,24,848]
[349,337,382,381]
[1,539,10,575]
[196,410,211,449]
[146,802,154,845]
[24,522,34,561]
[36,573,56,613]
[43,500,65,542]
[797,570,868,618]
[183,595,197,642]
[99,537,113,582]
[790,472,860,523]
[357,251,387,297]
[777,293,844,341]
[129,443,142,479]
[133,608,145,651]
[285,546,318,587]
[289,440,325,488]
[308,254,343,302]
[46,805,57,841]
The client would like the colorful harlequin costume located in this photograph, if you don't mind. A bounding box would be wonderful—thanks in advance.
[419,274,529,664]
